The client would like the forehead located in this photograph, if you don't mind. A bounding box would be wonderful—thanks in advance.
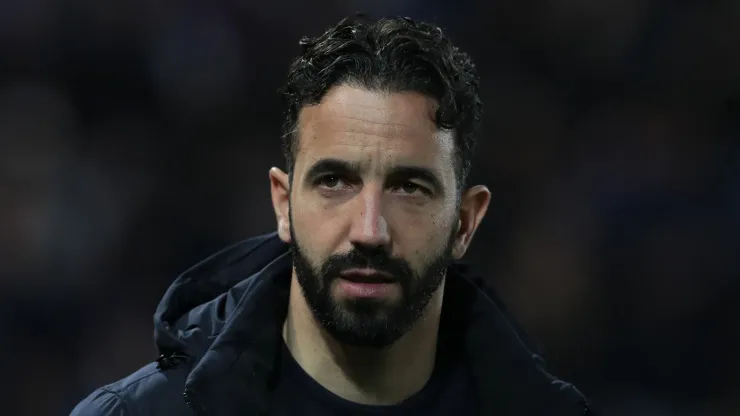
[295,85,455,173]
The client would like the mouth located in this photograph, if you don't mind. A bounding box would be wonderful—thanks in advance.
[339,268,396,284]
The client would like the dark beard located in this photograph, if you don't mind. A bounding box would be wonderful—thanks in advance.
[290,219,456,348]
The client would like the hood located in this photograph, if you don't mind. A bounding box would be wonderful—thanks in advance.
[151,232,590,415]
[152,232,536,362]
[153,232,290,360]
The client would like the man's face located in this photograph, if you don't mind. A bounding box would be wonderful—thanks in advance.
[283,85,463,347]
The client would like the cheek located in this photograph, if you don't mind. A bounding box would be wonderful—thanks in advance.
[387,208,455,265]
[387,200,453,237]
[291,199,345,257]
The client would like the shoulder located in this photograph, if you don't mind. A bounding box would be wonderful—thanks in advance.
[70,362,192,416]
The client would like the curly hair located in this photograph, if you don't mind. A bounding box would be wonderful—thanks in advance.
[280,15,482,190]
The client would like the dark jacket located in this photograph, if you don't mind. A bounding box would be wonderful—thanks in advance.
[71,232,592,415]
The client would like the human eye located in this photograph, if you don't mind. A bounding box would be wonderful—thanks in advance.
[315,174,350,191]
[393,181,431,197]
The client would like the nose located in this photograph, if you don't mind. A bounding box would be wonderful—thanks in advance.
[348,184,391,251]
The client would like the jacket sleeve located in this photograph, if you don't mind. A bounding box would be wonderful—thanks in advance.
[70,389,130,416]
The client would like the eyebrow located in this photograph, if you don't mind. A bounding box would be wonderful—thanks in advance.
[304,158,444,193]
[304,158,362,182]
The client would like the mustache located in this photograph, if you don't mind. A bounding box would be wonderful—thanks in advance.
[321,248,413,282]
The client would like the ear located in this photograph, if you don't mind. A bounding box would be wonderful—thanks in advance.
[269,167,292,243]
[451,185,491,260]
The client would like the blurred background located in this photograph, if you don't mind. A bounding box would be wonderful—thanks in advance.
[1,0,739,415]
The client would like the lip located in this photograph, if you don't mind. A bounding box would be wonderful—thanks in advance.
[339,268,395,283]
[337,279,398,298]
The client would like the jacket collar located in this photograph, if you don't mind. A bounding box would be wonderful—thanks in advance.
[181,246,586,416]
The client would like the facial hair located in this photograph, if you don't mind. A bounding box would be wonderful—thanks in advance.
[289,211,457,348]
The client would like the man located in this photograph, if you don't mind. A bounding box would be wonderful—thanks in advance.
[72,16,591,416]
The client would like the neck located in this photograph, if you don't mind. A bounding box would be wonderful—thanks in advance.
[283,273,444,405]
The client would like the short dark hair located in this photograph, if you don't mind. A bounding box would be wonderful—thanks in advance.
[279,15,482,190]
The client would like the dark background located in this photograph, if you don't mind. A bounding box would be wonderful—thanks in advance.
[1,1,739,415]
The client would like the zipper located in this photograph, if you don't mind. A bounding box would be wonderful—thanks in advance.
[155,351,189,370]
[155,352,201,414]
